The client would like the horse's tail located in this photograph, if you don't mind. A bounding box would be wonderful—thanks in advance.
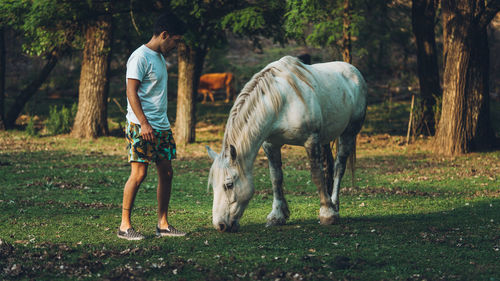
[347,137,356,188]
[332,136,356,188]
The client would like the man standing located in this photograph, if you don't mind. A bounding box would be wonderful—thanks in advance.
[118,14,186,240]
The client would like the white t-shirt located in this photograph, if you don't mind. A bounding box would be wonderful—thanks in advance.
[126,45,170,130]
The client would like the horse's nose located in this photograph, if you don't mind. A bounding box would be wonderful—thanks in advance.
[218,223,227,232]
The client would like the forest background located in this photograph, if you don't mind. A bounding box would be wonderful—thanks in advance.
[0,0,498,155]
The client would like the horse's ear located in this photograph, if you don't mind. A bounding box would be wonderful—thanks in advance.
[230,145,237,161]
[206,146,218,160]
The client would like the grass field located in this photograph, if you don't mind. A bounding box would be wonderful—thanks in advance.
[1,101,499,280]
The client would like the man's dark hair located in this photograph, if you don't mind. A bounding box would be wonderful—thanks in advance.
[154,13,186,36]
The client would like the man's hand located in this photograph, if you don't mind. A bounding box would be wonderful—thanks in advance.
[140,122,156,142]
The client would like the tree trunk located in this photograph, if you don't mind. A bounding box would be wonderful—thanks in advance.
[342,0,352,64]
[175,42,206,145]
[435,0,497,155]
[0,27,5,130]
[71,16,112,138]
[5,48,61,129]
[411,0,441,135]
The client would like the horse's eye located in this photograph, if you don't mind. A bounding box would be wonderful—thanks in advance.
[224,182,233,190]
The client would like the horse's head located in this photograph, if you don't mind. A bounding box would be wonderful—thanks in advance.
[207,145,254,232]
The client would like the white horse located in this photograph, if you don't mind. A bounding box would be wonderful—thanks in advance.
[207,56,367,232]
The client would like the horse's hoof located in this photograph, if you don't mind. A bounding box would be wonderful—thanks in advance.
[319,215,339,225]
[266,217,287,227]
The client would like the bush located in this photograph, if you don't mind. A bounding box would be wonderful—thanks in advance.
[26,116,38,137]
[46,103,77,135]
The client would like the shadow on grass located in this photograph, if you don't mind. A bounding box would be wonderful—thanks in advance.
[189,199,499,260]
[1,198,498,280]
[182,200,499,279]
[239,198,499,234]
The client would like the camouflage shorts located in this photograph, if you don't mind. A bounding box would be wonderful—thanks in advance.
[126,122,176,163]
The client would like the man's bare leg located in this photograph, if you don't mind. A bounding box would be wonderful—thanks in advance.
[156,159,173,229]
[120,162,148,231]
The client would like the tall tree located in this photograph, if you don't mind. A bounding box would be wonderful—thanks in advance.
[0,27,5,130]
[342,0,352,63]
[170,1,227,145]
[175,42,206,144]
[434,0,499,155]
[411,0,441,135]
[171,0,286,145]
[71,13,113,138]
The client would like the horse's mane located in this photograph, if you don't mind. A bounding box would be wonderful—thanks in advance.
[221,56,313,162]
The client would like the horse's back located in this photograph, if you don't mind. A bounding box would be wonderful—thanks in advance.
[308,61,367,122]
[268,58,366,145]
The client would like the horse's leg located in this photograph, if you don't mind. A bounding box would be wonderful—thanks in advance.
[331,132,357,217]
[263,142,289,226]
[322,143,334,196]
[305,135,336,225]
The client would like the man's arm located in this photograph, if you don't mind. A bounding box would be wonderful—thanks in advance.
[127,78,155,142]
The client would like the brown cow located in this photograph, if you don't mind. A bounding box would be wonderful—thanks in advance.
[198,73,234,103]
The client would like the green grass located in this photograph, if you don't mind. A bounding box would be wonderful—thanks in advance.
[1,101,499,280]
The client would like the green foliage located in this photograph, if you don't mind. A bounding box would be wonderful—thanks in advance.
[0,0,115,57]
[170,0,233,49]
[284,0,417,83]
[355,0,414,76]
[285,0,364,54]
[222,1,287,44]
[169,0,286,51]
[0,0,76,56]
[222,7,266,33]
[45,103,77,135]
[25,117,38,137]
